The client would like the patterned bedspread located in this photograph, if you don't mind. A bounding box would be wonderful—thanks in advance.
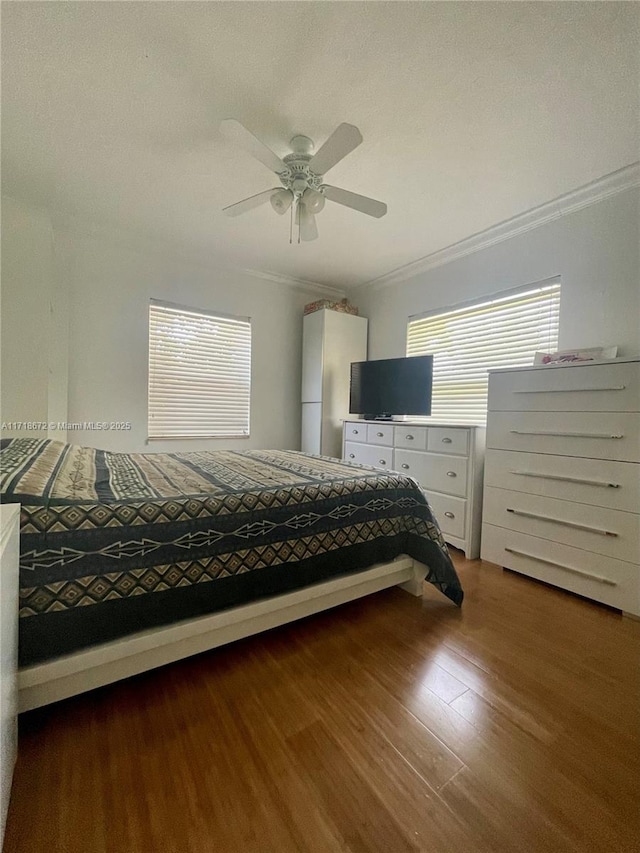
[1,438,463,665]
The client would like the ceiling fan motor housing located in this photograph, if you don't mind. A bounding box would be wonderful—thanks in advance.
[270,135,327,217]
[280,141,324,196]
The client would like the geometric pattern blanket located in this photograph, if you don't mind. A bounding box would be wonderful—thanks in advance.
[1,438,463,665]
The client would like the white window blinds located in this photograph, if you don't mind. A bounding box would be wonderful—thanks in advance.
[148,301,251,438]
[406,279,561,425]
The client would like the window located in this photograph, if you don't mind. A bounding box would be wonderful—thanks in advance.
[148,300,251,439]
[406,278,561,425]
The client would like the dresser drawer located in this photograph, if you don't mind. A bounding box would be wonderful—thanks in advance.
[488,362,640,413]
[344,442,392,469]
[484,449,640,513]
[486,411,640,462]
[366,423,394,446]
[481,524,639,614]
[483,486,640,564]
[394,449,468,498]
[344,422,366,443]
[424,491,466,539]
[394,425,428,450]
[427,427,469,456]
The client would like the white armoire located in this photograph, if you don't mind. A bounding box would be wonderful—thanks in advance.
[301,309,368,458]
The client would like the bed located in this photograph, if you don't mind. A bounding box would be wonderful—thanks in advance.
[0,438,463,711]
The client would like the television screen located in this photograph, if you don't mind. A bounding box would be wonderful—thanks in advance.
[349,355,433,418]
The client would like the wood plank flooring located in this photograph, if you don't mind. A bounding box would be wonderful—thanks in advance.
[4,553,640,853]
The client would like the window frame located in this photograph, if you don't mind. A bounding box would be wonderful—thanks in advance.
[147,299,252,440]
[406,277,561,426]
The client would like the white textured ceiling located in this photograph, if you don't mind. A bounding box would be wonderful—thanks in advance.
[2,2,638,289]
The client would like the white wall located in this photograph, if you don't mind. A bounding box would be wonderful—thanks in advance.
[1,198,54,435]
[357,188,640,361]
[1,197,333,452]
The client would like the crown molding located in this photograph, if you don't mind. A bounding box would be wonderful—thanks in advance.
[240,267,345,298]
[354,162,640,293]
[8,161,637,299]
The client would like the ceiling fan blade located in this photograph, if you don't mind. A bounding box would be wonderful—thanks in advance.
[223,188,281,217]
[308,123,363,175]
[298,202,318,242]
[322,185,387,218]
[220,119,287,174]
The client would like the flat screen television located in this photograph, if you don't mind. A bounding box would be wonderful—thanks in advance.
[349,355,433,419]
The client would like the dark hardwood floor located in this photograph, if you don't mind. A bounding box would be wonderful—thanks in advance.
[4,553,640,852]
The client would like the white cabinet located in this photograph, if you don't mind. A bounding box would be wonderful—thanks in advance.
[302,310,368,458]
[343,420,485,558]
[481,358,640,616]
[0,504,19,847]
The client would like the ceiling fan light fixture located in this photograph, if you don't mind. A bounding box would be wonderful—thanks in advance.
[270,188,293,215]
[302,187,326,214]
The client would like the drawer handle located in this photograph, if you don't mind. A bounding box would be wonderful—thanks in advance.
[446,471,457,478]
[510,470,621,489]
[509,430,623,439]
[376,432,384,437]
[405,434,414,440]
[514,385,626,394]
[401,463,410,469]
[379,459,386,465]
[349,453,355,459]
[506,507,618,536]
[504,548,617,586]
[352,429,359,435]
[441,437,453,444]
[444,511,455,519]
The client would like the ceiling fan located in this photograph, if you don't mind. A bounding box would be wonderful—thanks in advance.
[220,119,387,242]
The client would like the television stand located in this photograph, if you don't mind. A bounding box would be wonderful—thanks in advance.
[342,418,486,560]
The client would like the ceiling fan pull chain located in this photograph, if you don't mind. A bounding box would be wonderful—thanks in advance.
[289,199,293,244]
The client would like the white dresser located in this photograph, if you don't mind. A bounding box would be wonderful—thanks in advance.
[0,504,19,846]
[481,358,640,616]
[343,420,485,558]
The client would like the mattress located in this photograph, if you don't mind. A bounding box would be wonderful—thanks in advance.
[0,438,463,666]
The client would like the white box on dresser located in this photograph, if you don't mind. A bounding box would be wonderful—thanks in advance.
[481,358,640,617]
[343,420,485,558]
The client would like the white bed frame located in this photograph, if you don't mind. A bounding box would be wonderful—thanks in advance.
[18,556,426,712]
